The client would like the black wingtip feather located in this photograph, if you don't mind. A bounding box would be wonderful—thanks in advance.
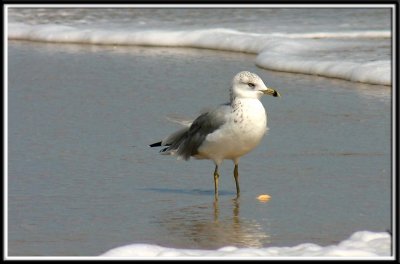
[149,141,162,147]
[160,147,169,153]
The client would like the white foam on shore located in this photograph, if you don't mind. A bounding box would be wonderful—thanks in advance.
[101,231,391,258]
[256,51,390,86]
[8,23,391,86]
[271,31,391,39]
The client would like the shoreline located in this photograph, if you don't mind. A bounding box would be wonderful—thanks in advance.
[7,21,392,86]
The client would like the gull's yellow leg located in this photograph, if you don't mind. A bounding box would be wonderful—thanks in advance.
[213,165,219,198]
[234,164,240,197]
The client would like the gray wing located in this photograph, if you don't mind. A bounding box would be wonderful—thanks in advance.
[160,104,230,160]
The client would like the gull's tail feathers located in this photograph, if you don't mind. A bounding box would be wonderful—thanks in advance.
[149,127,191,160]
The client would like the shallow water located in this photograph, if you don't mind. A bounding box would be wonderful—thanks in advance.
[7,42,391,256]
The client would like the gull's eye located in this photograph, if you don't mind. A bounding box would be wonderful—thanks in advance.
[248,83,255,88]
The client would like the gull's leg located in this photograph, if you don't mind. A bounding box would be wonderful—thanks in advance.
[213,165,219,198]
[233,163,240,197]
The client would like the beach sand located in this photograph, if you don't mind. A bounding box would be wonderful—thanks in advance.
[7,41,391,256]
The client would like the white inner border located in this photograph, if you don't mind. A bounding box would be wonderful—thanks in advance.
[3,3,397,261]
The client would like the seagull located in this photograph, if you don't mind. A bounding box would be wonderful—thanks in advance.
[150,71,280,198]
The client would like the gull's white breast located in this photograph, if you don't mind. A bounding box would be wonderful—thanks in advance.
[197,98,268,163]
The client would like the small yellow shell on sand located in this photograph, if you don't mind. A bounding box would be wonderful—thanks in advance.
[257,194,271,202]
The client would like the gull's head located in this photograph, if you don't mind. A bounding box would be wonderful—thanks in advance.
[230,71,280,100]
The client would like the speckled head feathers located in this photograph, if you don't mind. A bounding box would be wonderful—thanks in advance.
[230,71,268,100]
[233,71,262,84]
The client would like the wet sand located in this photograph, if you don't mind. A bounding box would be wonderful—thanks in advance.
[7,41,392,256]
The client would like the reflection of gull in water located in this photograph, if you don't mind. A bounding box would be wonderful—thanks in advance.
[154,199,269,249]
[150,71,280,198]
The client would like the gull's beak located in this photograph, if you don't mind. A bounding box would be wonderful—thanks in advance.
[262,87,281,97]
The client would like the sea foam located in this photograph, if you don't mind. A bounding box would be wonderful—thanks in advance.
[8,23,391,86]
[101,231,391,258]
